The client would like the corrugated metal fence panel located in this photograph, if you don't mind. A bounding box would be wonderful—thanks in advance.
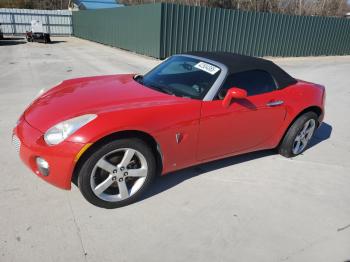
[0,8,72,35]
[71,3,350,58]
[160,3,350,58]
[73,4,162,58]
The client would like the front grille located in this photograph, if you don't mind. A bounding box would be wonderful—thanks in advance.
[12,135,21,153]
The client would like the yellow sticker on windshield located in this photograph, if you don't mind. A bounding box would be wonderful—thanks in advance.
[194,62,220,75]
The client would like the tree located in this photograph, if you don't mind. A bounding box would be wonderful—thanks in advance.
[0,0,69,9]
[118,0,349,17]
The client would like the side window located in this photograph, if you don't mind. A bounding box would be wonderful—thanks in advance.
[217,70,277,99]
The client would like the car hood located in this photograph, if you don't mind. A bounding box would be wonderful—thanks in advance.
[24,74,184,132]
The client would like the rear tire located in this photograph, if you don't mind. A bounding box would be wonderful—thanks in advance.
[78,138,156,208]
[278,111,318,158]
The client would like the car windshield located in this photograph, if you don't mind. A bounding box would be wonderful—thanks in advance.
[135,56,221,100]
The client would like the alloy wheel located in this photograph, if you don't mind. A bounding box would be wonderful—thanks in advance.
[292,119,316,155]
[90,148,148,202]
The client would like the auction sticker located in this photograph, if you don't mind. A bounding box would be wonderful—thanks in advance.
[194,62,220,75]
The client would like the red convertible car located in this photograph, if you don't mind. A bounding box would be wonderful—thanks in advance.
[13,52,325,208]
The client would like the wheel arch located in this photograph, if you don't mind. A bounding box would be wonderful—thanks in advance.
[277,105,322,147]
[293,106,323,126]
[71,130,163,186]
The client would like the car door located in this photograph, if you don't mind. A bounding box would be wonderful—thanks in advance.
[197,70,287,161]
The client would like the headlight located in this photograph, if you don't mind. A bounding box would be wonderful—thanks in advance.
[44,114,97,145]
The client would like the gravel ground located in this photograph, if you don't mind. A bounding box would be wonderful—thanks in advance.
[1,36,349,262]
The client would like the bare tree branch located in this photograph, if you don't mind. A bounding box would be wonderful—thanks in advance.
[0,0,348,16]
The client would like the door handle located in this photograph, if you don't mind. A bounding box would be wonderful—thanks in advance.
[266,100,284,107]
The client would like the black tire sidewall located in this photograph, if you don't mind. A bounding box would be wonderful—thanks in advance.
[78,138,156,209]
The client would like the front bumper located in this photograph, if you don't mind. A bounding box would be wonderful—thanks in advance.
[13,118,85,190]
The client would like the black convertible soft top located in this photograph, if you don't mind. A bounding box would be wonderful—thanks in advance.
[186,51,297,89]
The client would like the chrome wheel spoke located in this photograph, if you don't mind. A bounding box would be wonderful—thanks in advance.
[305,126,312,134]
[301,137,308,147]
[293,137,301,154]
[117,180,129,199]
[305,130,313,139]
[93,175,114,195]
[96,158,116,173]
[302,122,310,133]
[119,149,135,167]
[127,168,147,177]
[305,121,316,138]
[130,177,146,195]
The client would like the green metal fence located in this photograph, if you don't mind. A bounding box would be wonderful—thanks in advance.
[73,3,350,59]
[73,3,162,58]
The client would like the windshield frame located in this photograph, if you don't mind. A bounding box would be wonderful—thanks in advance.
[140,54,228,101]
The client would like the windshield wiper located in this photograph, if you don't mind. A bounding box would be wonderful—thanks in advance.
[147,83,174,96]
[135,76,174,96]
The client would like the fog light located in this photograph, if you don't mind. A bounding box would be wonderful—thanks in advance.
[36,157,50,177]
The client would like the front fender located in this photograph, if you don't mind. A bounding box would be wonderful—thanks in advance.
[67,101,202,175]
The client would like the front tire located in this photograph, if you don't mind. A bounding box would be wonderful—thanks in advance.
[278,111,318,158]
[78,138,156,208]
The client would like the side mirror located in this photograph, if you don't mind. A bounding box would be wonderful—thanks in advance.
[222,87,248,107]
